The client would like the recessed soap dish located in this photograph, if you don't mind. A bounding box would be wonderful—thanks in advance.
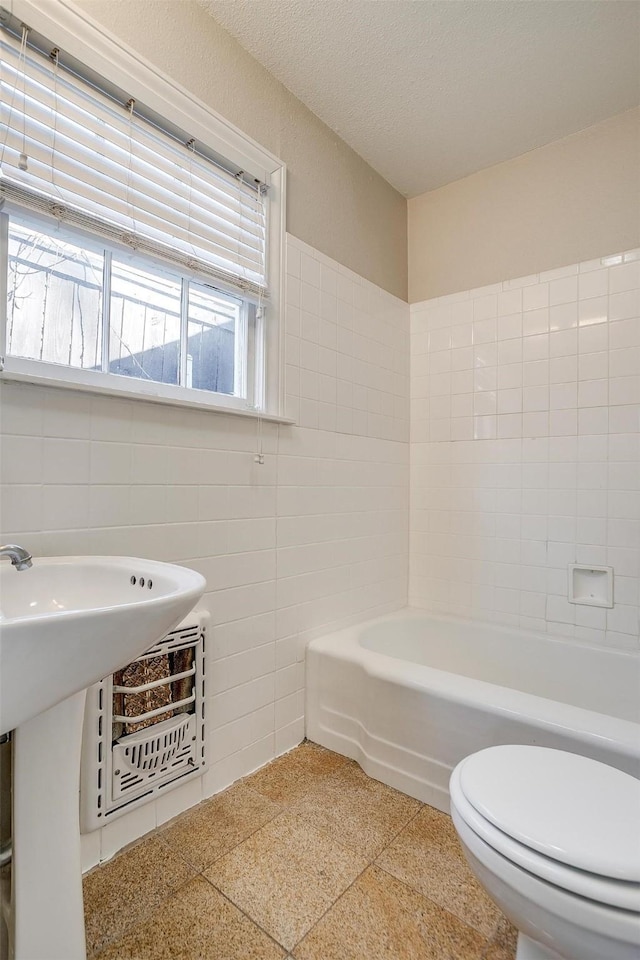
[568,564,613,608]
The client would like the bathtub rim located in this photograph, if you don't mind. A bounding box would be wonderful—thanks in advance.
[306,607,640,754]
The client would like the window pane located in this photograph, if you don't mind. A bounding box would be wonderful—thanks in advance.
[109,259,181,385]
[7,220,103,368]
[187,282,240,396]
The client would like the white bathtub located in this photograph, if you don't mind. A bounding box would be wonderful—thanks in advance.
[306,609,640,811]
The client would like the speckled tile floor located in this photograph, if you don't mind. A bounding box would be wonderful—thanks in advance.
[83,742,518,960]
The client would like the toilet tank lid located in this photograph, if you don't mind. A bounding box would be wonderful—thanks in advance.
[459,746,640,882]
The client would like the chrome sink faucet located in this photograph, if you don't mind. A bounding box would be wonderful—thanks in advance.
[0,544,33,571]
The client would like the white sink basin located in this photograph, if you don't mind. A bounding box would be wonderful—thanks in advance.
[0,556,206,736]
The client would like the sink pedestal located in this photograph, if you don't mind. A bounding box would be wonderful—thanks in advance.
[12,691,87,960]
[0,554,206,958]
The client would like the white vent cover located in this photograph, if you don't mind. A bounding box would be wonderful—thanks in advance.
[80,611,208,833]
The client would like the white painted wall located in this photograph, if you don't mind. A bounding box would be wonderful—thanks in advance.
[0,235,410,867]
[410,249,639,650]
[409,109,640,302]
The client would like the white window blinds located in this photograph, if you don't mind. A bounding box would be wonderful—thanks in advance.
[0,28,267,299]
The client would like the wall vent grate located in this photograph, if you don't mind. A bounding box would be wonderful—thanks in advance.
[80,612,208,832]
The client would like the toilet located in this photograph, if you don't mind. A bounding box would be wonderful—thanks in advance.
[449,745,640,960]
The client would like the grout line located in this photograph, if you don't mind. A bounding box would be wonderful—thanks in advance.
[200,747,366,953]
[285,777,426,953]
[284,765,501,956]
[85,781,286,950]
[163,791,286,875]
[197,874,290,957]
[372,860,494,950]
[288,864,370,957]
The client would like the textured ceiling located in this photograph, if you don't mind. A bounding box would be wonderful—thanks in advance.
[199,0,640,198]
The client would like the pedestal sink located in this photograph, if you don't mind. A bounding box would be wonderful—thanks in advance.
[0,556,206,960]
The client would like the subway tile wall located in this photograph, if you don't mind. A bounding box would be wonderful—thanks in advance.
[285,238,409,439]
[0,235,410,868]
[410,250,639,650]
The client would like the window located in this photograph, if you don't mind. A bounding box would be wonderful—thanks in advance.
[6,213,248,398]
[0,2,285,417]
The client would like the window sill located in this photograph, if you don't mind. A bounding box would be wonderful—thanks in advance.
[0,361,296,426]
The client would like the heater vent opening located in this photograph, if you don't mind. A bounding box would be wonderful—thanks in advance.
[80,611,208,833]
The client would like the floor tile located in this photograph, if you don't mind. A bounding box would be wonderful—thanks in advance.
[481,916,518,959]
[93,876,285,960]
[204,809,369,950]
[292,761,422,858]
[160,780,281,870]
[85,744,513,960]
[244,740,351,805]
[83,835,196,957]
[482,947,516,960]
[293,864,488,960]
[376,804,502,937]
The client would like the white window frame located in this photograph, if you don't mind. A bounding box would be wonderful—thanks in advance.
[0,0,288,422]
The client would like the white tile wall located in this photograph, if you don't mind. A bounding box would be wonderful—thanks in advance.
[0,234,410,868]
[410,250,639,650]
[285,238,409,441]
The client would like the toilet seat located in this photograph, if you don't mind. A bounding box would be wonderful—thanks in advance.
[451,746,640,912]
